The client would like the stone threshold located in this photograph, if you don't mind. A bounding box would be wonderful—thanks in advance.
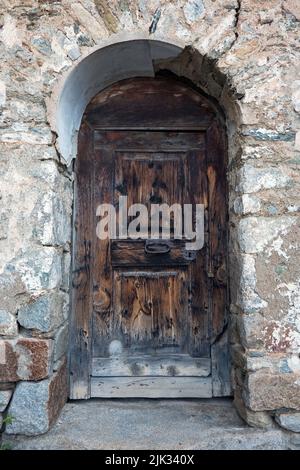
[2,398,293,450]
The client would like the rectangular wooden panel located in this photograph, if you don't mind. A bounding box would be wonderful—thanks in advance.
[94,131,205,151]
[91,376,212,398]
[114,152,187,212]
[111,239,196,267]
[92,354,211,377]
[113,270,189,352]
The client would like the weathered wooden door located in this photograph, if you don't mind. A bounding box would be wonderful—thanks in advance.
[70,77,230,399]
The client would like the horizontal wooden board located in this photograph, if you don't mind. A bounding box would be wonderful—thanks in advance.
[91,376,212,398]
[111,239,197,267]
[94,130,205,150]
[92,354,211,377]
[86,77,214,129]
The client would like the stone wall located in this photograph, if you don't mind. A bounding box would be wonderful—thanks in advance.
[0,0,299,436]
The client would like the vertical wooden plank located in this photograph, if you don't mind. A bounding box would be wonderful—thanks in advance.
[92,142,114,357]
[206,118,231,396]
[69,121,94,399]
[188,145,210,357]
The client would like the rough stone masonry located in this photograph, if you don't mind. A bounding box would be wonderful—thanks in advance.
[0,0,299,440]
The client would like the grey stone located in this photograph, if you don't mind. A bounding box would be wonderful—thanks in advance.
[238,216,296,253]
[0,390,13,412]
[55,40,181,164]
[18,292,68,333]
[292,88,300,113]
[0,124,53,145]
[0,310,18,336]
[234,254,267,313]
[2,399,287,449]
[237,164,291,193]
[61,251,71,292]
[234,390,274,429]
[54,323,68,361]
[0,81,6,107]
[237,313,266,349]
[183,0,205,23]
[295,131,300,151]
[32,191,71,246]
[246,371,300,411]
[6,381,50,435]
[66,45,81,61]
[5,362,67,436]
[275,412,300,432]
[266,205,278,215]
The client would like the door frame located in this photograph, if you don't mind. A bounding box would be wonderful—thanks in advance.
[69,76,230,399]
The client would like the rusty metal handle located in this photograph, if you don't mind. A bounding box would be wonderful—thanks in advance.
[145,240,171,254]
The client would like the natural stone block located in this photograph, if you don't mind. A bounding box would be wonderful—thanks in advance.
[0,337,53,382]
[238,216,296,253]
[54,323,68,362]
[61,251,71,292]
[237,313,266,350]
[283,0,300,21]
[0,81,6,107]
[0,310,18,336]
[5,361,68,435]
[0,124,53,145]
[233,194,261,215]
[18,291,68,333]
[8,247,62,294]
[234,386,273,429]
[275,412,300,433]
[183,0,205,24]
[295,131,300,151]
[237,164,291,193]
[292,86,300,113]
[245,371,300,411]
[0,389,12,412]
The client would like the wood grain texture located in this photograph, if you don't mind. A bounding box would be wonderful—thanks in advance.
[72,77,229,398]
[91,376,213,398]
[92,354,211,377]
[85,77,215,129]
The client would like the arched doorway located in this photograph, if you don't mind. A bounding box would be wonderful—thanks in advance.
[70,76,230,399]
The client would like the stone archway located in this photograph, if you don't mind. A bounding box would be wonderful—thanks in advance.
[3,28,299,436]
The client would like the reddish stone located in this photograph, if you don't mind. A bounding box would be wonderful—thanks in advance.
[5,360,68,435]
[245,371,300,411]
[0,337,53,382]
